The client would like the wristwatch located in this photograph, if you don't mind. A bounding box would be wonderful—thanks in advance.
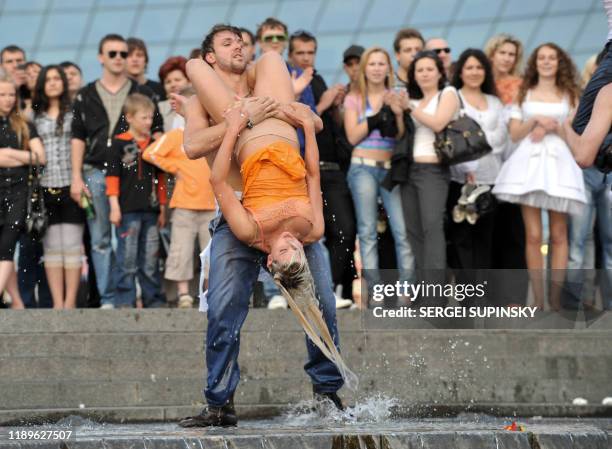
[246,118,254,129]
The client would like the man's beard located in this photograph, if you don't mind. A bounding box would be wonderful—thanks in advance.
[217,56,247,75]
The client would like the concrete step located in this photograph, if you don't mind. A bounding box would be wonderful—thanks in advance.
[0,310,611,421]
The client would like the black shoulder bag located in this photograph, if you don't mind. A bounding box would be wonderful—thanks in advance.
[594,133,612,175]
[25,151,48,240]
[434,92,492,165]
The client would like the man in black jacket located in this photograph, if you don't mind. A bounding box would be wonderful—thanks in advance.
[288,31,356,306]
[70,33,163,309]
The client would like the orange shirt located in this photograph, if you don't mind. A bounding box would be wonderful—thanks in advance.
[241,141,313,247]
[496,76,522,105]
[241,141,310,211]
[143,128,216,211]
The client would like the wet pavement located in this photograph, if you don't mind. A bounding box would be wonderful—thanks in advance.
[1,407,611,448]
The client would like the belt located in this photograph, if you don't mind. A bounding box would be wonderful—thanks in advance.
[351,156,391,169]
[319,161,341,171]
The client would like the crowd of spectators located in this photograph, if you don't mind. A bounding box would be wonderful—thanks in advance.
[0,8,610,311]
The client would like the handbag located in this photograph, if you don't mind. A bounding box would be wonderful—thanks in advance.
[594,133,612,175]
[25,151,48,240]
[434,92,492,165]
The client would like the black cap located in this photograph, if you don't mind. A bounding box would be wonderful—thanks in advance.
[343,45,364,63]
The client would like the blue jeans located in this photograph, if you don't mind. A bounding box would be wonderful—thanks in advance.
[115,212,166,307]
[566,168,612,309]
[347,163,415,285]
[204,217,343,407]
[83,167,117,306]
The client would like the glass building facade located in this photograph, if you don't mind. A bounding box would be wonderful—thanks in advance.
[0,0,608,85]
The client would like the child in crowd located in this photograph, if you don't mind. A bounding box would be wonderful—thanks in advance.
[143,87,216,308]
[106,93,167,308]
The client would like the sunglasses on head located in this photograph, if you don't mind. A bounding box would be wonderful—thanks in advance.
[432,47,451,54]
[108,50,128,59]
[262,34,287,43]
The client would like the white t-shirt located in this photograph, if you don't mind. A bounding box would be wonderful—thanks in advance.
[410,85,458,158]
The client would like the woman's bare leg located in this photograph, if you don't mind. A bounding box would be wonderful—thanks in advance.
[45,265,65,309]
[548,210,569,310]
[0,263,24,309]
[186,59,236,125]
[64,267,81,309]
[253,52,294,102]
[522,205,545,309]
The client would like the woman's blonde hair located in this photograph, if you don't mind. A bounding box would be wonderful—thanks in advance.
[0,73,29,150]
[484,33,524,77]
[581,54,598,88]
[270,245,308,290]
[357,46,395,110]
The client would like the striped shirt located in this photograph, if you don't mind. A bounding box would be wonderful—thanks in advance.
[34,112,73,188]
[343,93,396,152]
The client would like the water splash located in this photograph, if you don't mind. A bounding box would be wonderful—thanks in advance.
[278,394,399,427]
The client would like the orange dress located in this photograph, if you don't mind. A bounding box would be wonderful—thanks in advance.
[240,141,314,247]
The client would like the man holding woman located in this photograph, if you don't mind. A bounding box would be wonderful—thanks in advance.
[177,24,345,428]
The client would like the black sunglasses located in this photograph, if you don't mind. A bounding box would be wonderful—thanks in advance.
[432,47,451,54]
[262,34,287,43]
[108,50,128,59]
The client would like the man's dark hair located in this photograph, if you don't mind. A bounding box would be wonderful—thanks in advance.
[127,37,149,64]
[1,45,25,63]
[393,28,425,53]
[59,61,82,74]
[98,33,126,55]
[289,30,317,54]
[239,27,255,46]
[200,24,243,62]
[255,17,288,41]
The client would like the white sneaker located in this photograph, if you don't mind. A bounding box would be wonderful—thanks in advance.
[100,303,114,310]
[178,294,194,309]
[572,397,588,405]
[602,397,612,406]
[267,295,288,310]
[335,296,353,309]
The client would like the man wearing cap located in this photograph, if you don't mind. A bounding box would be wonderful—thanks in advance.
[288,31,355,308]
[342,45,364,95]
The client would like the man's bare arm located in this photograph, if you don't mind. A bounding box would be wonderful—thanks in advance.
[183,96,226,159]
[564,84,612,168]
[70,138,89,203]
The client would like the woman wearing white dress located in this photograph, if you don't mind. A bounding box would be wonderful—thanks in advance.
[493,43,585,308]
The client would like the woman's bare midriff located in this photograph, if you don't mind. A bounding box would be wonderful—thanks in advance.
[236,117,299,164]
[352,148,393,161]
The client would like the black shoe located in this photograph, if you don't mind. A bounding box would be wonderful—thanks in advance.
[313,390,345,412]
[178,396,237,428]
